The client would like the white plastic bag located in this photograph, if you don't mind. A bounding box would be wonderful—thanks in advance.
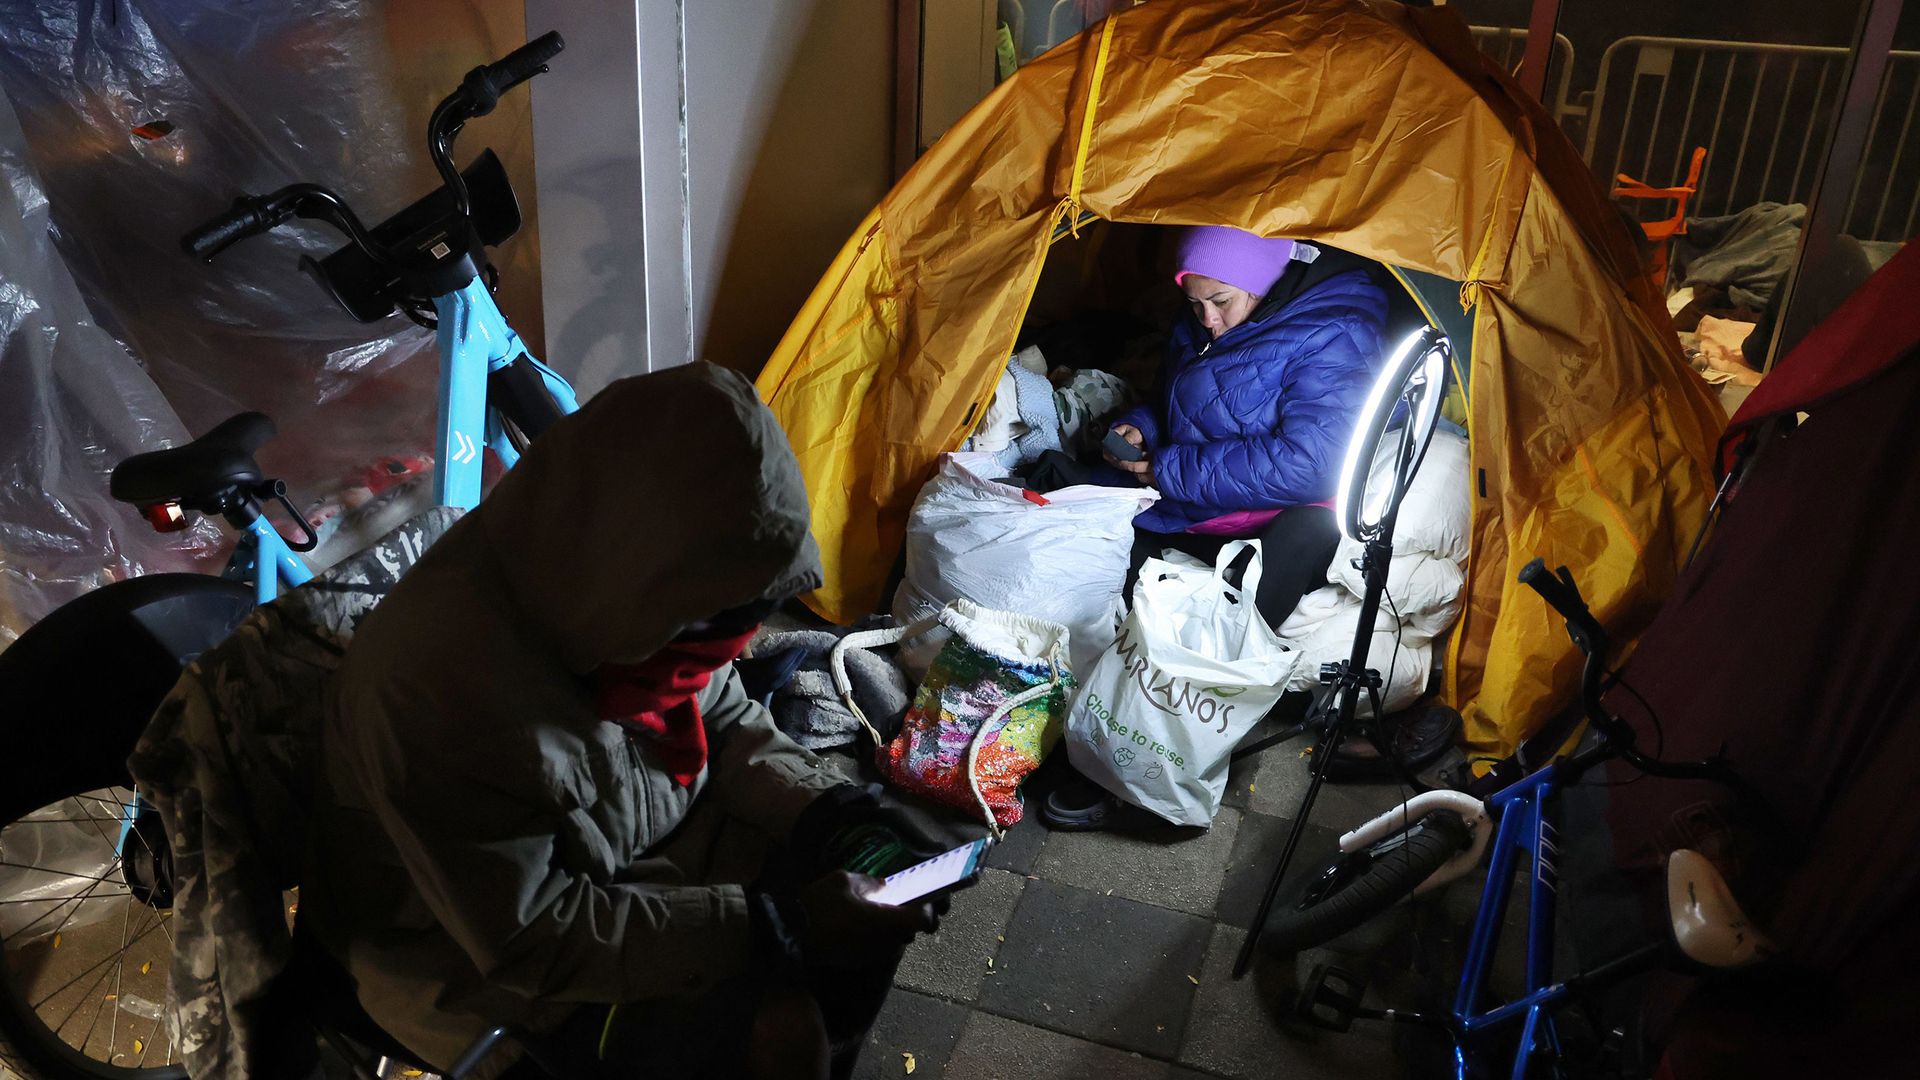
[1065,541,1303,827]
[894,452,1158,677]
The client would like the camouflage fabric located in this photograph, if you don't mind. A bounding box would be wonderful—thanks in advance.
[126,507,461,1080]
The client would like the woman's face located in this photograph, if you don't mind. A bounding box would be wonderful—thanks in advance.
[1182,274,1259,338]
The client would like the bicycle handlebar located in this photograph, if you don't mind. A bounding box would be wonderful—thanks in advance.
[180,184,384,264]
[181,197,274,260]
[1519,557,1618,763]
[183,33,562,266]
[482,31,564,107]
[1523,559,1785,824]
[430,31,565,216]
[1518,558,1585,625]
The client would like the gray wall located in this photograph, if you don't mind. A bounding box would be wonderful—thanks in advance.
[527,0,894,396]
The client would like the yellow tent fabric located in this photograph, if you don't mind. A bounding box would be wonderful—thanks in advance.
[755,0,1724,763]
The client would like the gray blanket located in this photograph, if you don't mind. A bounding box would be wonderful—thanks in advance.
[1673,202,1806,312]
[748,623,909,751]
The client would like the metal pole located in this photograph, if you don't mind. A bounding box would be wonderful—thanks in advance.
[1231,531,1395,979]
[1234,397,1430,978]
[1762,0,1906,372]
[894,0,924,179]
[1516,0,1563,102]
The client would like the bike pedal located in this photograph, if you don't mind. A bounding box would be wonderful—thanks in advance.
[1296,963,1367,1033]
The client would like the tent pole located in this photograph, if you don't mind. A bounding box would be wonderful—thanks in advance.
[1516,0,1563,103]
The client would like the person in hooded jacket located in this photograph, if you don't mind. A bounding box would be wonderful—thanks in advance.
[301,364,946,1080]
[1041,225,1388,831]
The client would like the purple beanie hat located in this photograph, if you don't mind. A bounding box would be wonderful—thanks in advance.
[1173,226,1297,297]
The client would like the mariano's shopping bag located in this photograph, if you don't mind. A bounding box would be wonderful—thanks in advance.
[832,600,1073,834]
[1066,541,1302,826]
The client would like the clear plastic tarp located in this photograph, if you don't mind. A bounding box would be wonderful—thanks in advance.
[0,0,542,642]
[0,793,136,943]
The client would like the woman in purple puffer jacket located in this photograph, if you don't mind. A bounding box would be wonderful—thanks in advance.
[1043,226,1389,832]
[1106,225,1388,629]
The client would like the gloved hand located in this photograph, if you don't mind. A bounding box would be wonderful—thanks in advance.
[791,785,954,878]
[795,871,939,970]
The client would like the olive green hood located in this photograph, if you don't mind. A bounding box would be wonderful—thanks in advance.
[477,363,822,673]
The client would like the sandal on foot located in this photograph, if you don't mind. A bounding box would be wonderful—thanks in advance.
[1040,787,1118,831]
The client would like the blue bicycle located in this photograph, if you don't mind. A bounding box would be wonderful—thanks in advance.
[1260,560,1777,1078]
[0,32,573,1079]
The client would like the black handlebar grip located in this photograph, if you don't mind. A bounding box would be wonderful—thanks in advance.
[490,31,564,91]
[181,201,267,260]
[1517,558,1586,620]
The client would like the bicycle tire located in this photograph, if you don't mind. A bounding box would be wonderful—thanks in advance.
[0,786,188,1080]
[1261,810,1471,957]
[0,575,247,1079]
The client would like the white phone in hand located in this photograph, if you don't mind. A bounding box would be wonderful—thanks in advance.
[868,838,992,906]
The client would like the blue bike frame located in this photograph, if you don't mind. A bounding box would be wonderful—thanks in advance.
[1450,763,1570,1079]
[245,517,315,604]
[431,276,579,509]
[219,276,579,603]
[140,275,576,858]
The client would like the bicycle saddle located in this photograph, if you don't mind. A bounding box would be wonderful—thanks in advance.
[111,411,275,507]
[1666,848,1775,969]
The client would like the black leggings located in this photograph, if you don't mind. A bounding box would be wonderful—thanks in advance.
[1127,506,1342,629]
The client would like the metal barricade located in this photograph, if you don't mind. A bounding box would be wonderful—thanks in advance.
[1584,35,1920,243]
[1469,25,1578,128]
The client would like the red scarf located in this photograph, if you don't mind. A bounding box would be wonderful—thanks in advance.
[594,628,757,787]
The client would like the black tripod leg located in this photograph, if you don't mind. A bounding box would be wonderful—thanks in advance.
[1229,719,1312,762]
[1232,695,1355,978]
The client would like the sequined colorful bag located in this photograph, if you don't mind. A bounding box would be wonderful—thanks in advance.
[831,600,1073,834]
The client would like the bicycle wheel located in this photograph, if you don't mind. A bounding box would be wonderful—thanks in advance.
[0,790,183,1079]
[1260,810,1470,957]
[0,574,250,1079]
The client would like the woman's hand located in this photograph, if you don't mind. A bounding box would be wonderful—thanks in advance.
[1104,424,1156,486]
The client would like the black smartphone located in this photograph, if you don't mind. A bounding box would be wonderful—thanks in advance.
[867,838,992,905]
[1103,429,1146,462]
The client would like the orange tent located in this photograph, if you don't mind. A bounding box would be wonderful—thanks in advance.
[755,0,1723,762]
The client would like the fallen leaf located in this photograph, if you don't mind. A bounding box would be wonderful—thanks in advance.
[1187,975,1200,985]
[903,1051,917,1074]
[52,933,60,949]
[133,1039,145,1055]
[997,934,1005,943]
[985,957,994,968]
[1249,784,1257,793]
[104,994,117,1001]
[141,961,151,975]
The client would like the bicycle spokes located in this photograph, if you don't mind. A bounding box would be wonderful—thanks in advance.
[0,789,179,1068]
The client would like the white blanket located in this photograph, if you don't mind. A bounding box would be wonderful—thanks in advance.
[1275,430,1471,715]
